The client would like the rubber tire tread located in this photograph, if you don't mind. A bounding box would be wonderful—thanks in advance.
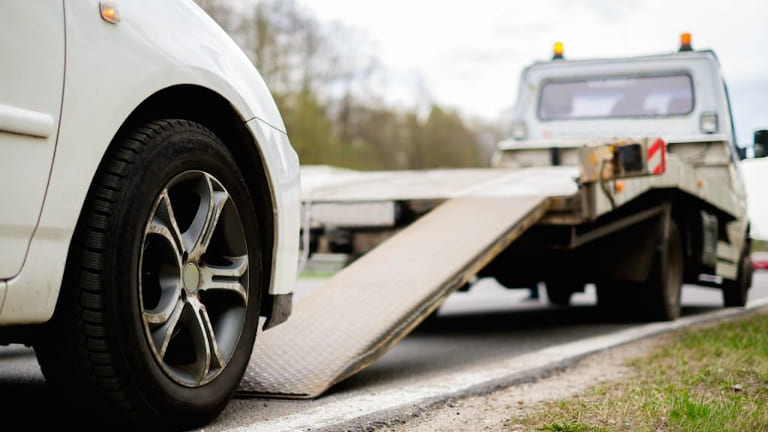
[723,245,752,307]
[644,220,683,321]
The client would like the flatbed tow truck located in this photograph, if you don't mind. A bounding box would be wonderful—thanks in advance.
[236,35,767,399]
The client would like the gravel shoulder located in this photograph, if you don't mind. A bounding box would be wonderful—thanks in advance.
[372,335,667,432]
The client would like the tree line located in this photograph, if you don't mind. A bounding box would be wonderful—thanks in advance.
[195,0,498,170]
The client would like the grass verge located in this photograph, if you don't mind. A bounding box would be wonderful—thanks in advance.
[512,311,768,432]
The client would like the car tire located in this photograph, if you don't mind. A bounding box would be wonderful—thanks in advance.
[722,244,752,307]
[644,219,683,321]
[34,119,263,429]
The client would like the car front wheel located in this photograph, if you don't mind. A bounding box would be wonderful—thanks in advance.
[34,119,263,429]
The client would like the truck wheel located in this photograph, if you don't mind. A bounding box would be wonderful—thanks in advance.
[545,282,580,306]
[644,220,683,321]
[722,246,752,307]
[596,282,620,309]
[34,119,263,429]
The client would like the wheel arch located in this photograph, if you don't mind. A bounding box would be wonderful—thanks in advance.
[105,84,276,315]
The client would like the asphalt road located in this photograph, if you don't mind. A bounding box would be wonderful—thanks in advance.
[1,272,766,430]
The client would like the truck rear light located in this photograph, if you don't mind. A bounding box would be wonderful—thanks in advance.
[699,112,718,134]
[511,120,527,140]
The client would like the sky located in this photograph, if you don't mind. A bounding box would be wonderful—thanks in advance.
[299,0,768,147]
[296,0,768,238]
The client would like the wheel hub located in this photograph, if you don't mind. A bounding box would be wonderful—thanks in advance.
[182,262,200,294]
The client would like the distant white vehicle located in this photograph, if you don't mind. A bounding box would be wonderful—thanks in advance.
[752,251,768,271]
[0,1,300,429]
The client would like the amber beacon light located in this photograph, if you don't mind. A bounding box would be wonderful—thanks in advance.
[552,41,564,60]
[679,32,692,51]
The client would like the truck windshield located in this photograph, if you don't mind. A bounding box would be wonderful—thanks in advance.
[538,74,693,120]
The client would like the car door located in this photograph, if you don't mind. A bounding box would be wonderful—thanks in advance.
[0,1,65,278]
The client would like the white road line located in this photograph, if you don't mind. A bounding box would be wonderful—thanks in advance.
[234,297,768,432]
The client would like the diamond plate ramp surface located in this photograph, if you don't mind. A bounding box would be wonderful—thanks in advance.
[238,195,549,398]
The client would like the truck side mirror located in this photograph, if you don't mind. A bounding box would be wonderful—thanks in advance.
[754,129,768,159]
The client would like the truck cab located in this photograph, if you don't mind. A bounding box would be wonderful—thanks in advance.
[494,35,766,173]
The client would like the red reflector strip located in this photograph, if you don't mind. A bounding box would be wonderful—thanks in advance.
[647,138,666,175]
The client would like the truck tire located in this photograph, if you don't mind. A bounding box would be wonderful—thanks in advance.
[722,246,752,307]
[644,220,683,321]
[595,280,636,320]
[545,282,581,306]
[595,282,622,309]
[33,119,263,430]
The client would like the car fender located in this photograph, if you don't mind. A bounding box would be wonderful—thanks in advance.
[1,0,299,324]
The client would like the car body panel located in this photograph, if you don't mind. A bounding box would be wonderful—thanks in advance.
[0,0,299,324]
[0,281,5,316]
[245,117,301,296]
[0,0,65,278]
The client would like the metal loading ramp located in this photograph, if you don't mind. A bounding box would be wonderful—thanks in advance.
[238,194,550,398]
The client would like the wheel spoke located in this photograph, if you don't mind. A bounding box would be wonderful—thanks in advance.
[184,175,229,260]
[199,304,225,373]
[199,255,249,304]
[143,278,182,325]
[147,299,185,359]
[147,191,185,257]
[187,299,225,384]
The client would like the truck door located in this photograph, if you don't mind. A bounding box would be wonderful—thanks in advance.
[0,1,65,278]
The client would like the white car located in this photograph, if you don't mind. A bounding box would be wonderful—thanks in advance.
[0,0,300,429]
